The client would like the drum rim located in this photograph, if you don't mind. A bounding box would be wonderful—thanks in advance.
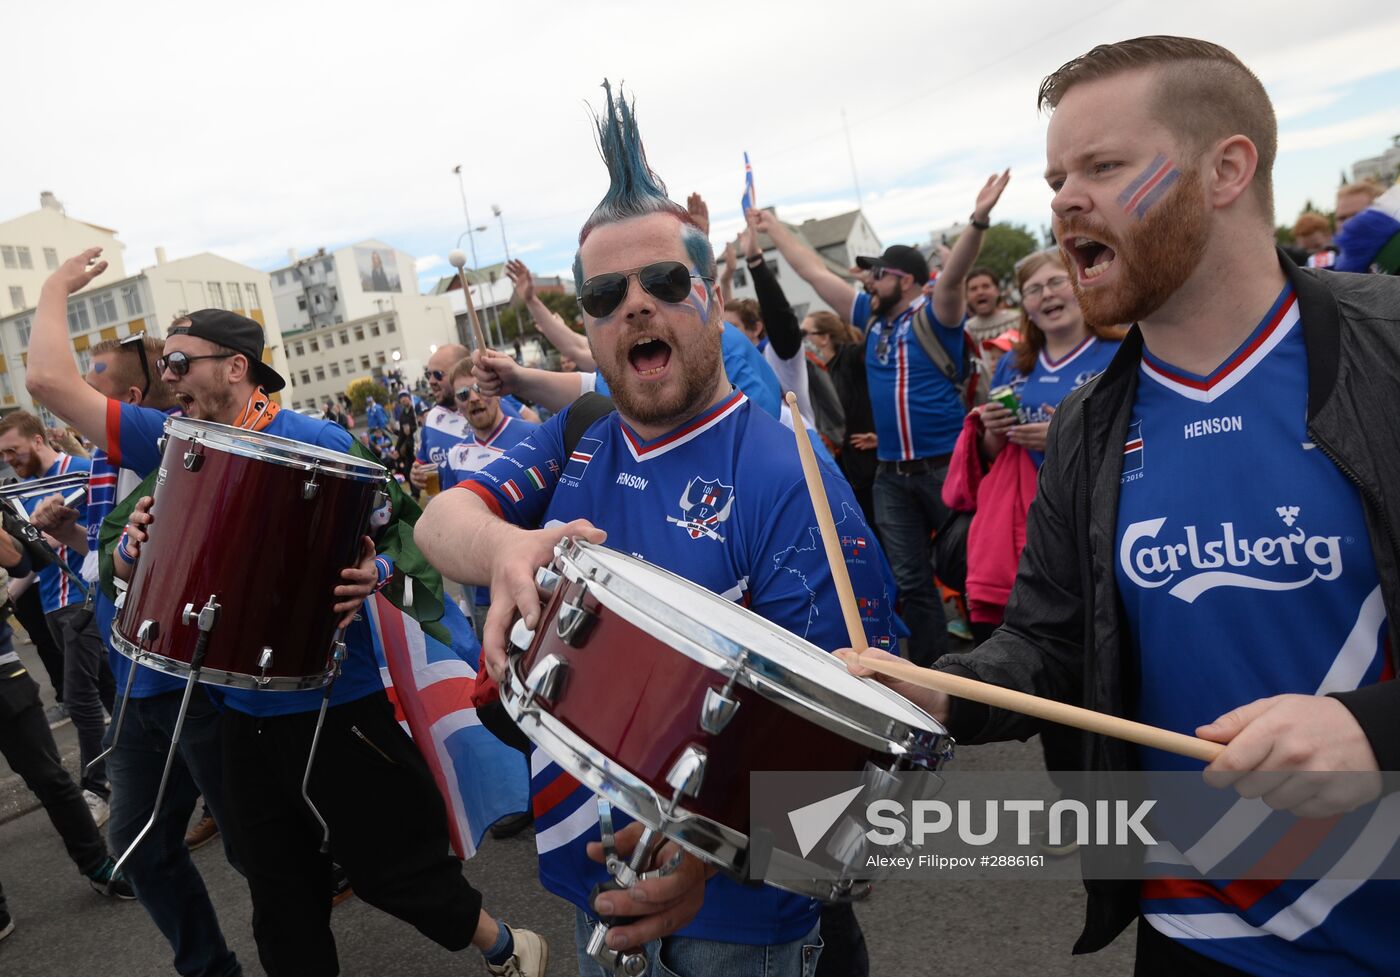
[501,660,873,902]
[555,540,950,762]
[164,417,388,483]
[110,626,336,691]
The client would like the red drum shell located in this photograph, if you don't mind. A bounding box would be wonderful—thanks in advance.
[518,582,878,838]
[114,423,383,688]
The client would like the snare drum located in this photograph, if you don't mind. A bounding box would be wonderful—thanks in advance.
[501,539,953,899]
[112,418,388,690]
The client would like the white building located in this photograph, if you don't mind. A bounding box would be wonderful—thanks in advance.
[430,263,575,349]
[1353,141,1400,187]
[0,250,288,416]
[727,209,881,321]
[280,308,433,413]
[0,192,127,317]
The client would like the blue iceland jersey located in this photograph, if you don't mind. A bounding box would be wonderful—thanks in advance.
[24,454,91,614]
[1115,285,1396,976]
[989,336,1120,466]
[460,390,904,945]
[855,292,966,461]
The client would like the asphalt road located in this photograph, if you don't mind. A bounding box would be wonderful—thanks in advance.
[0,636,1138,976]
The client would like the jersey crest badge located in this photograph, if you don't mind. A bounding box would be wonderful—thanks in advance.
[666,477,735,541]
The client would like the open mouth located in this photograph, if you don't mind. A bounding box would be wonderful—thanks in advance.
[1040,297,1067,318]
[627,336,672,378]
[1069,235,1117,283]
[175,392,195,411]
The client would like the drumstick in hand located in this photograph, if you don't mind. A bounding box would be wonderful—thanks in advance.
[783,392,1223,765]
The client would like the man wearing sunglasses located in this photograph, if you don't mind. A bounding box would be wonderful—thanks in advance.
[28,250,549,977]
[418,82,902,976]
[749,172,1008,669]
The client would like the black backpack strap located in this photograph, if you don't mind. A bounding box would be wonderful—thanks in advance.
[562,391,616,458]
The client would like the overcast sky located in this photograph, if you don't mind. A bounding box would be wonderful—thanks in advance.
[9,1,1399,292]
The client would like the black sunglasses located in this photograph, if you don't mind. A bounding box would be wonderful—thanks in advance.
[118,332,152,400]
[579,261,711,319]
[454,384,480,402]
[156,350,236,377]
[427,369,446,381]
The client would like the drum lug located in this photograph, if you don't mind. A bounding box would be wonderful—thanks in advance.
[156,435,167,454]
[182,447,204,472]
[508,618,536,652]
[113,589,127,611]
[555,586,595,647]
[257,647,274,687]
[136,619,160,643]
[302,467,320,500]
[524,653,568,705]
[534,565,560,596]
[701,688,740,735]
[665,745,707,801]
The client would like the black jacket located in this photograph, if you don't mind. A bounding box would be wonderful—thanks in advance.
[938,255,1400,952]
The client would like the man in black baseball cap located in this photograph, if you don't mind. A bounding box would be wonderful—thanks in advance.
[856,244,930,283]
[158,309,286,419]
[167,308,286,393]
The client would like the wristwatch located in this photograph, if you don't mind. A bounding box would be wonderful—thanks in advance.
[969,214,991,231]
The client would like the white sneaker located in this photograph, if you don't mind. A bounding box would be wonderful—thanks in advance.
[486,926,548,976]
[83,790,110,828]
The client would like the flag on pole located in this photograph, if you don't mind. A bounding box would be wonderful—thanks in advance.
[741,151,756,213]
[369,593,529,859]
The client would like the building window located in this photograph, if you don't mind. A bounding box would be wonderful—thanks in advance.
[324,333,334,349]
[0,372,12,399]
[91,290,118,326]
[274,272,284,287]
[292,342,304,357]
[333,316,343,325]
[375,351,386,366]
[369,322,381,337]
[314,366,326,382]
[338,330,349,344]
[8,286,23,310]
[323,258,333,273]
[310,338,321,353]
[299,370,311,386]
[329,362,341,378]
[15,316,32,346]
[385,319,396,333]
[359,355,371,370]
[228,283,243,309]
[67,298,91,334]
[296,297,307,311]
[245,283,260,309]
[732,267,747,288]
[75,348,91,372]
[16,247,32,270]
[207,282,224,309]
[121,285,143,316]
[0,246,14,268]
[353,325,365,341]
[43,247,58,270]
[344,359,354,372]
[330,288,338,303]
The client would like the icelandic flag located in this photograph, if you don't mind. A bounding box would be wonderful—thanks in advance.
[1123,420,1145,474]
[741,151,756,213]
[367,594,529,859]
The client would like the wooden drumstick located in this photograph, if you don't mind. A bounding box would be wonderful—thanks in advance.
[785,393,867,652]
[783,392,1224,765]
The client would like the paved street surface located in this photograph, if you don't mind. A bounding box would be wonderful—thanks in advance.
[1,635,1137,976]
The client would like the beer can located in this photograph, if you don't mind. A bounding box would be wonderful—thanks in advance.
[989,385,1020,414]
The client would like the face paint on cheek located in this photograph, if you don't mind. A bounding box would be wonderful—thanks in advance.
[92,362,107,373]
[1117,153,1181,221]
[685,270,713,320]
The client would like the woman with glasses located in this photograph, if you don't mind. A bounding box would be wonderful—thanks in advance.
[962,250,1125,643]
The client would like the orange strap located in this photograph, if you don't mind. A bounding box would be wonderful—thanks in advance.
[232,386,280,432]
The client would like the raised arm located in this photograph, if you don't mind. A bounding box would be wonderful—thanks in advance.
[933,169,1010,327]
[743,221,801,359]
[748,209,857,319]
[27,249,113,447]
[473,349,586,413]
[505,260,595,370]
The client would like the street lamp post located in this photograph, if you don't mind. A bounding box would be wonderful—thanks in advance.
[451,165,503,349]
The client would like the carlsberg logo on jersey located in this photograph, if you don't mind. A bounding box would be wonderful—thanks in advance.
[1120,506,1342,603]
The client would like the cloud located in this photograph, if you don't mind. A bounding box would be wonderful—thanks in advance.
[415,254,446,273]
[1280,108,1400,153]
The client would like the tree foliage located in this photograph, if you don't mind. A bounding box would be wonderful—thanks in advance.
[957,222,1040,285]
[346,378,390,414]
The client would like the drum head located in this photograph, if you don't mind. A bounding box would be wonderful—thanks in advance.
[165,417,386,482]
[559,540,948,760]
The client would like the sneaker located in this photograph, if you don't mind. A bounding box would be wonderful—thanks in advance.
[83,790,110,828]
[489,811,534,840]
[330,863,354,908]
[87,857,136,900]
[0,915,13,943]
[184,814,219,850]
[46,703,70,729]
[946,617,973,641]
[486,926,548,977]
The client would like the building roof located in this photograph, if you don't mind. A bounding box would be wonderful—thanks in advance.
[795,211,862,250]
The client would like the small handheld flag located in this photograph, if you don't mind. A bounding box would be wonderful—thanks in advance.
[741,152,756,213]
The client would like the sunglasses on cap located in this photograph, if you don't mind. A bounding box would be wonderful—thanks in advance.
[454,384,482,402]
[156,350,235,377]
[579,261,712,319]
[118,331,152,399]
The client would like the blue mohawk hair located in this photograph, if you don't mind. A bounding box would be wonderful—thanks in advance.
[574,80,715,293]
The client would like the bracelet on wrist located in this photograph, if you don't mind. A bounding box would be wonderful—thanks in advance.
[969,215,991,231]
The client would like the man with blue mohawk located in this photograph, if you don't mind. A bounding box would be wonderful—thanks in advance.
[418,82,903,975]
